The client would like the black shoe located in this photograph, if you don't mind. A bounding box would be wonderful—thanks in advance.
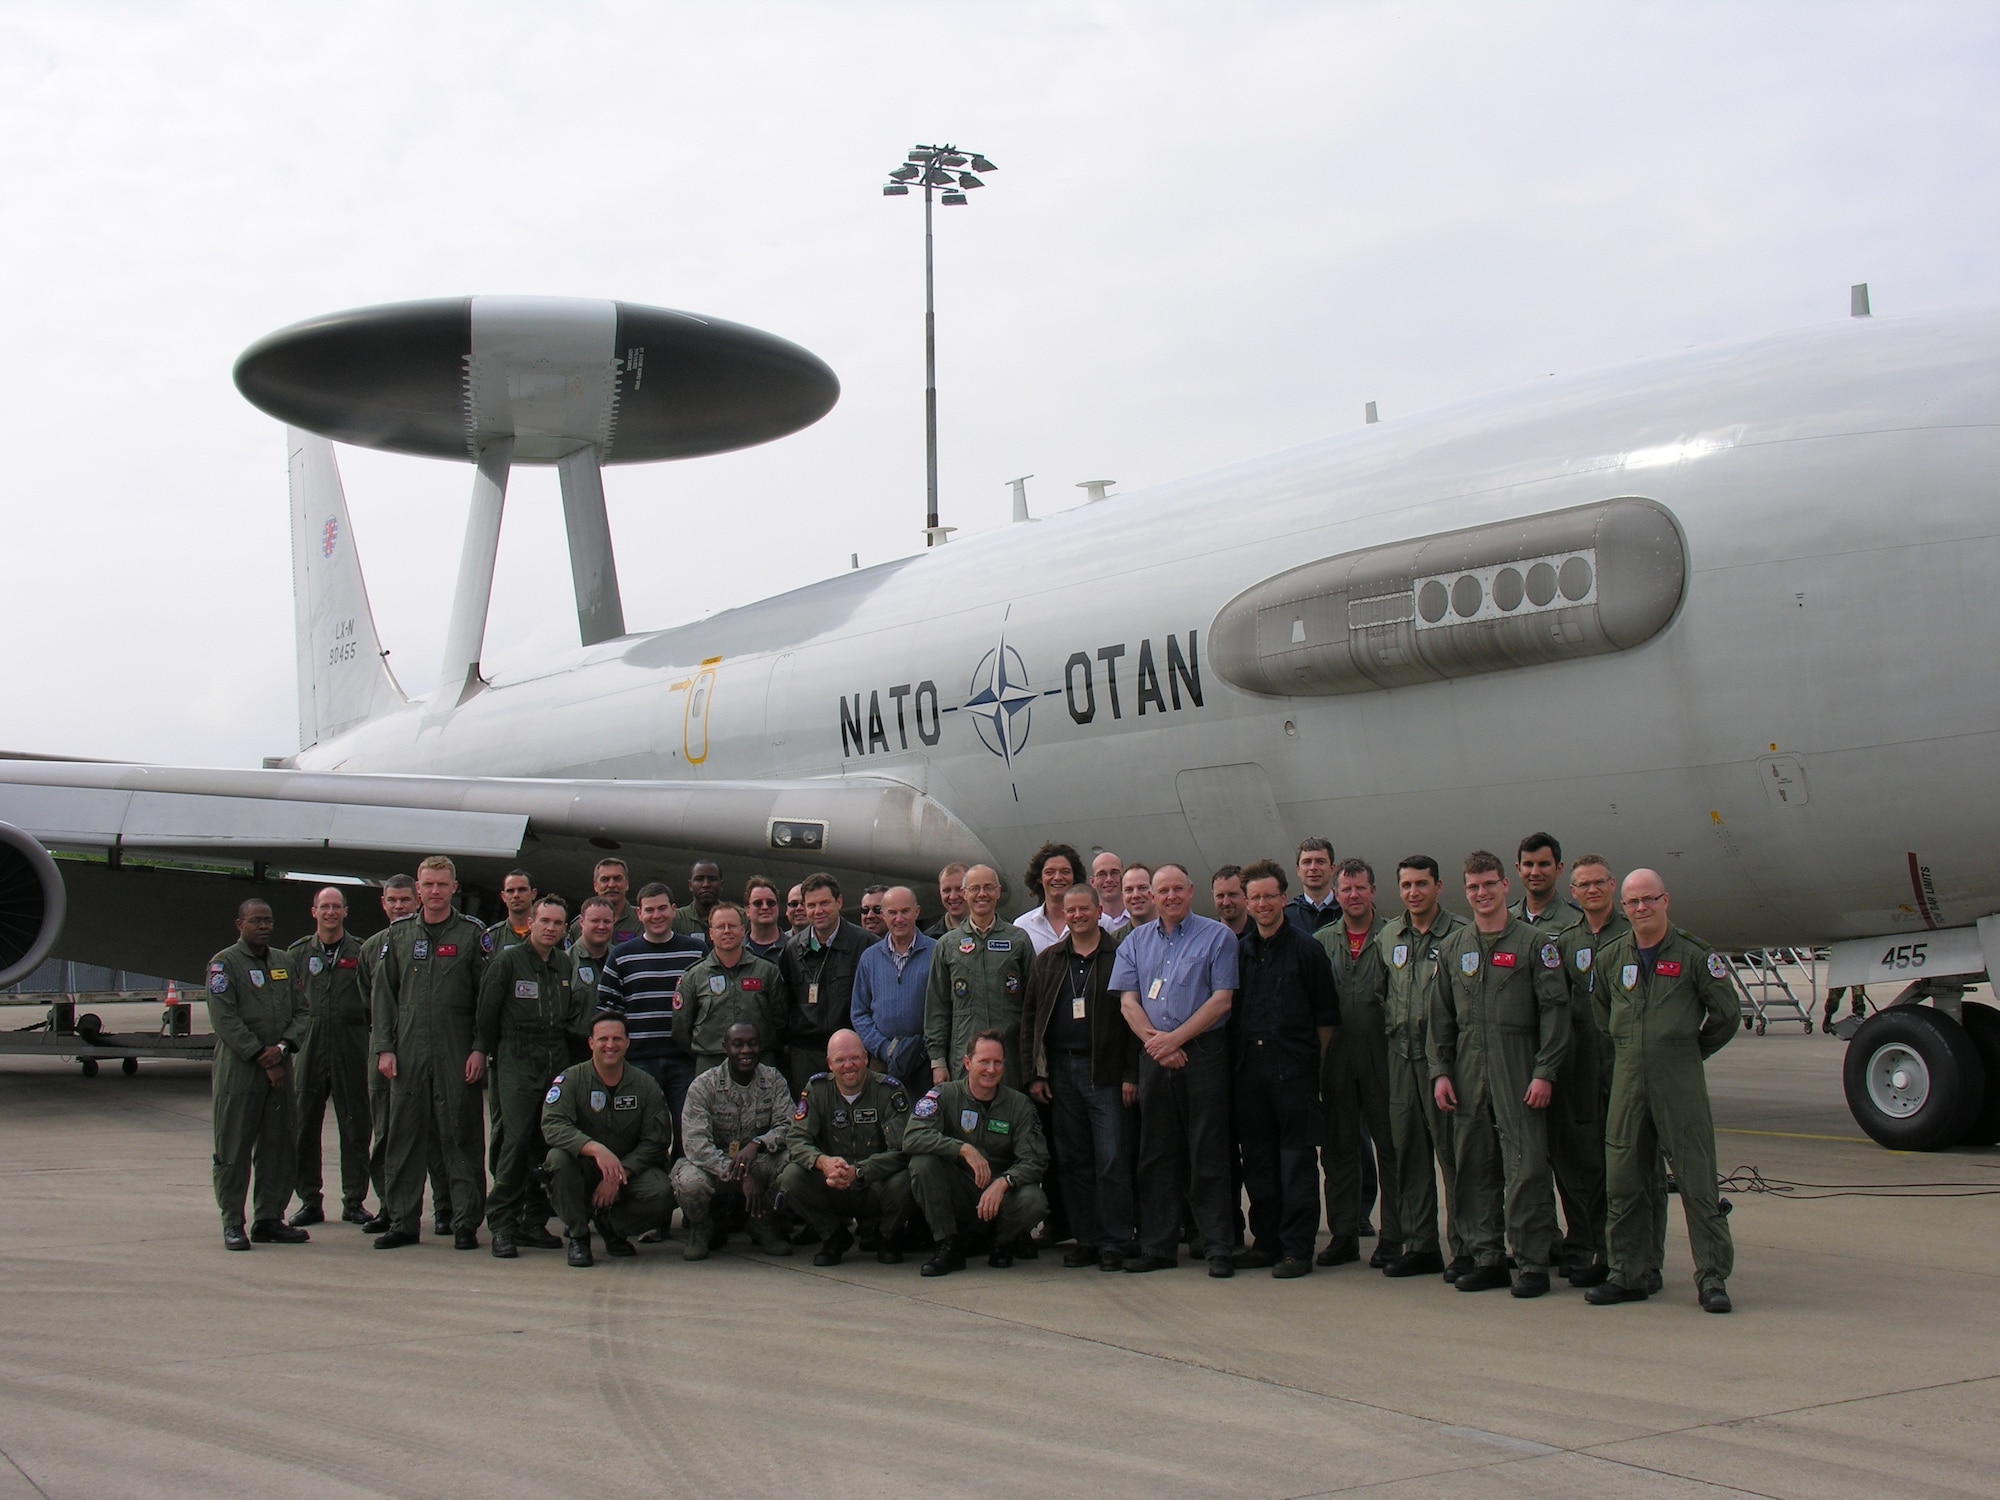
[1369,1239,1402,1269]
[288,1203,325,1228]
[250,1220,309,1244]
[340,1206,372,1227]
[433,1215,452,1236]
[1585,1280,1649,1304]
[1272,1256,1312,1279]
[1315,1235,1361,1267]
[1232,1245,1279,1269]
[1013,1232,1039,1261]
[1454,1262,1511,1292]
[517,1225,562,1250]
[1567,1263,1610,1288]
[1444,1255,1476,1284]
[854,1223,883,1253]
[1511,1270,1551,1298]
[1061,1246,1096,1268]
[1641,1269,1664,1295]
[491,1235,518,1259]
[988,1247,1015,1269]
[1099,1249,1124,1272]
[1384,1249,1447,1278]
[876,1246,905,1265]
[1699,1286,1733,1314]
[222,1225,251,1252]
[790,1222,822,1246]
[1208,1255,1235,1278]
[1359,1220,1375,1237]
[453,1228,479,1251]
[920,1238,964,1277]
[567,1235,594,1268]
[1123,1254,1177,1273]
[814,1227,855,1267]
[361,1213,391,1234]
[595,1213,636,1258]
[374,1229,419,1249]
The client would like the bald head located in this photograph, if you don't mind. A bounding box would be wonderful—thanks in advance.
[311,885,349,941]
[963,864,1002,923]
[1621,867,1670,940]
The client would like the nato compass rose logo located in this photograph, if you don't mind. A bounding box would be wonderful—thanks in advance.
[966,638,1037,765]
[322,517,340,558]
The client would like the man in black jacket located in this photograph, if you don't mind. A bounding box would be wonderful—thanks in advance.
[1024,884,1139,1270]
[784,873,873,1094]
[1235,859,1340,1278]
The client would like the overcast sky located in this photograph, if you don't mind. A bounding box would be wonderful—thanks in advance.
[2,2,1995,765]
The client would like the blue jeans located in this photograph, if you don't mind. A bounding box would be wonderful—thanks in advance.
[628,1053,698,1145]
[1049,1051,1132,1253]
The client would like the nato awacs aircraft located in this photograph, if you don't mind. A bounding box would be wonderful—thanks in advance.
[0,291,1997,1151]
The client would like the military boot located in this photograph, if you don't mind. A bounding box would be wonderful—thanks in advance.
[920,1236,964,1278]
[566,1232,594,1268]
[682,1216,712,1261]
[749,1213,793,1256]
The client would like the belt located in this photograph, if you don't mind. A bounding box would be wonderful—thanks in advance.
[1057,1046,1092,1057]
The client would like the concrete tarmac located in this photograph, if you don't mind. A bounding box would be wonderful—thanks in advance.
[0,1017,1994,1499]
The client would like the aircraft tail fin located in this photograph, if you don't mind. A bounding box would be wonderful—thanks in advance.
[288,429,406,749]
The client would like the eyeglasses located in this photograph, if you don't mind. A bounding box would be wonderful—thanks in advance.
[1622,893,1667,908]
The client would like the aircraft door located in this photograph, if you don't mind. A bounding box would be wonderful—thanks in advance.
[683,657,718,765]
[765,653,794,748]
[1176,763,1291,877]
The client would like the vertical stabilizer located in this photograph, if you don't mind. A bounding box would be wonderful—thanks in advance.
[288,428,406,748]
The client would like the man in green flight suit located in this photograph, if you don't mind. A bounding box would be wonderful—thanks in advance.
[1374,855,1470,1280]
[1587,868,1740,1313]
[479,896,590,1258]
[541,1011,675,1266]
[206,898,312,1251]
[371,855,491,1250]
[286,886,371,1229]
[905,1030,1050,1276]
[673,903,789,1072]
[361,876,453,1237]
[1427,850,1572,1297]
[776,1027,913,1265]
[1550,855,1630,1287]
[1315,858,1399,1269]
[923,865,1033,1089]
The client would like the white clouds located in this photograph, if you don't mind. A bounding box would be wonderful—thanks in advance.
[0,1,1995,760]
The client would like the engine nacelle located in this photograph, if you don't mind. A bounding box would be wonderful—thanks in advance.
[0,821,65,987]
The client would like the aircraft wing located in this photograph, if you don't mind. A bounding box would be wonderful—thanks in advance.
[0,759,990,980]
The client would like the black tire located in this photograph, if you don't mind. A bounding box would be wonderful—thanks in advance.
[1843,1007,1986,1150]
[121,1056,139,1077]
[1954,1002,2000,1147]
[80,1057,98,1078]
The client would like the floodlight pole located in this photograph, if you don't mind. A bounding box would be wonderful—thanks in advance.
[923,175,939,546]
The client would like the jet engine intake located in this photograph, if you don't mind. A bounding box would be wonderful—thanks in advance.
[0,821,65,987]
[1210,496,1686,696]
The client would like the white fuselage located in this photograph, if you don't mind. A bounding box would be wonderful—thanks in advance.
[302,313,2000,947]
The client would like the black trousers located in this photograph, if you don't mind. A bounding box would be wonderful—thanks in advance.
[1234,1046,1322,1261]
[1136,1030,1232,1261]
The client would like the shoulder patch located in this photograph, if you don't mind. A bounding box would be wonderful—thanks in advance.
[207,964,229,995]
[544,1083,562,1105]
[794,1095,810,1120]
[1540,942,1562,970]
[1707,951,1730,980]
[480,929,496,954]
[912,1090,940,1119]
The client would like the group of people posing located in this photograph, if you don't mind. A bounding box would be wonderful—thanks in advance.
[203,832,1741,1311]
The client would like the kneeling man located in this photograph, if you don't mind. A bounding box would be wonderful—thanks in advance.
[905,1030,1050,1276]
[670,1022,795,1260]
[775,1028,914,1265]
[541,1012,674,1266]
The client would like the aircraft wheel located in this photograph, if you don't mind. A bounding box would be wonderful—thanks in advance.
[1953,1002,2000,1147]
[1843,1006,1985,1150]
[121,1056,139,1077]
[80,1058,98,1078]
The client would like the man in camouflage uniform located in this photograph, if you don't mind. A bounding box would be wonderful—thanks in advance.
[670,1022,794,1260]
[206,899,311,1251]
